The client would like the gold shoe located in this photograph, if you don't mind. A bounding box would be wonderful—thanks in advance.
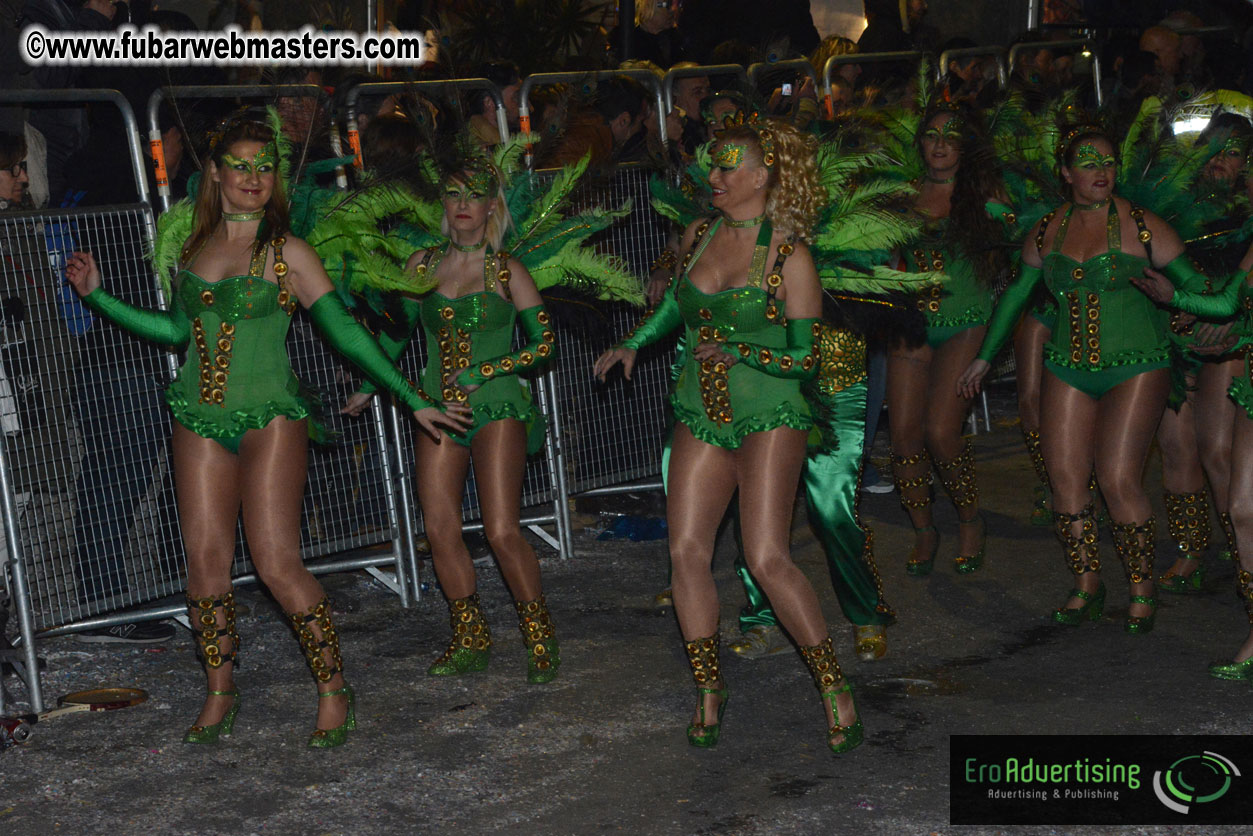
[728,624,791,659]
[652,587,673,608]
[852,625,887,662]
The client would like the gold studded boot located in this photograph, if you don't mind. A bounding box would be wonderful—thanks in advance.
[684,633,728,748]
[287,596,356,748]
[798,636,863,754]
[936,439,985,574]
[1022,428,1052,526]
[183,591,241,744]
[516,595,560,684]
[1159,491,1210,594]
[1110,518,1158,635]
[1052,505,1105,625]
[1218,511,1239,562]
[890,448,938,576]
[428,592,492,676]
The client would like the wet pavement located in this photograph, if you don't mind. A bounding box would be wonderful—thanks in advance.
[0,396,1248,836]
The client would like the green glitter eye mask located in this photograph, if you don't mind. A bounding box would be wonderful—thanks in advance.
[445,169,497,198]
[1223,137,1250,157]
[712,142,746,170]
[221,144,277,175]
[1074,143,1115,169]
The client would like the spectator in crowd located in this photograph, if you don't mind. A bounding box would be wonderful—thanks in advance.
[669,63,711,158]
[608,0,684,69]
[594,75,649,163]
[811,35,861,92]
[360,112,424,176]
[938,37,996,107]
[0,133,30,211]
[1161,9,1208,83]
[468,61,522,147]
[19,0,119,203]
[1140,25,1184,85]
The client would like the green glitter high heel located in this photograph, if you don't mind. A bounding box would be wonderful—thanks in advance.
[905,525,939,576]
[1052,582,1105,625]
[183,689,239,744]
[954,515,986,574]
[428,593,492,676]
[684,634,727,748]
[1210,570,1253,679]
[309,684,356,749]
[1157,560,1205,594]
[800,637,863,755]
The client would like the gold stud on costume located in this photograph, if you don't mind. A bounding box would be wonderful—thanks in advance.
[1052,504,1105,625]
[890,449,937,576]
[935,439,984,574]
[1110,518,1158,634]
[1159,491,1210,594]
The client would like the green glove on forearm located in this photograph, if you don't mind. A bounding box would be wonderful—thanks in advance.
[731,316,820,379]
[620,290,682,351]
[456,304,556,387]
[83,287,190,347]
[307,293,435,411]
[977,263,1042,364]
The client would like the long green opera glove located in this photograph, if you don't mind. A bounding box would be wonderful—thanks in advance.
[731,317,821,379]
[357,295,422,396]
[1168,266,1250,319]
[307,293,436,412]
[620,289,683,351]
[735,382,892,631]
[82,287,190,347]
[977,263,1043,364]
[455,304,556,387]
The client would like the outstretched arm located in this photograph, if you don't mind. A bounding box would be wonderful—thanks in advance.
[67,251,190,346]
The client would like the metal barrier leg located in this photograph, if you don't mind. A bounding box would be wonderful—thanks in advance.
[539,372,574,559]
[0,483,44,714]
[363,396,410,607]
[385,403,423,604]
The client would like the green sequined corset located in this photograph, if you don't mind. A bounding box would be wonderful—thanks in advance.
[670,274,812,449]
[165,270,310,438]
[1040,251,1166,370]
[904,220,994,332]
[418,291,542,450]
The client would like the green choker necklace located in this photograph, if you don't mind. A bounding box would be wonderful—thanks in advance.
[449,239,486,252]
[1073,198,1110,211]
[925,174,956,184]
[723,213,765,228]
[222,209,264,222]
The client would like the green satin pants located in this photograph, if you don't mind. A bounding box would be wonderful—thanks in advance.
[734,381,894,630]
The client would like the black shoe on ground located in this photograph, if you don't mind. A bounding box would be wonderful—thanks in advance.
[75,621,177,644]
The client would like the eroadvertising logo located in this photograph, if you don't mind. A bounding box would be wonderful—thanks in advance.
[950,735,1253,825]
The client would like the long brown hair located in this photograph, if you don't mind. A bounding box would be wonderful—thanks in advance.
[917,102,1005,287]
[181,120,290,265]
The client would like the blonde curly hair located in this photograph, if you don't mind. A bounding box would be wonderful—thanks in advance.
[716,120,826,241]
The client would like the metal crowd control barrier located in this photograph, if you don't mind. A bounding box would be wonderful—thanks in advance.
[936,46,1008,88]
[343,78,510,170]
[146,84,328,214]
[1008,39,1101,106]
[519,69,670,164]
[662,64,749,113]
[823,51,925,118]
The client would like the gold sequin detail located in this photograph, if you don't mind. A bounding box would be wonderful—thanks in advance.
[193,318,234,406]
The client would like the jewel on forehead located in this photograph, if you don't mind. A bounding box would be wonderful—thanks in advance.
[1074,143,1113,167]
[713,143,746,170]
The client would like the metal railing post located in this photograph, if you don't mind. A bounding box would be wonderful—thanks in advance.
[823,51,924,119]
[661,64,749,114]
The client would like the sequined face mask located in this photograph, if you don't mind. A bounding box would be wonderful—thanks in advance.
[444,170,496,202]
[221,143,277,176]
[923,117,963,146]
[1223,137,1250,159]
[1073,143,1116,170]
[712,142,746,171]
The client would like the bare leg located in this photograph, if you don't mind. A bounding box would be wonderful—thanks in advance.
[1014,315,1052,522]
[1198,358,1240,561]
[237,417,348,731]
[1095,369,1171,621]
[1223,410,1253,665]
[1041,371,1100,611]
[470,419,541,601]
[927,327,985,562]
[887,343,939,568]
[415,433,475,600]
[667,424,738,728]
[1157,385,1209,582]
[173,423,242,729]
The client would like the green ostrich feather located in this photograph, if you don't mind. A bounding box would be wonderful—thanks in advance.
[151,198,195,297]
[650,142,714,227]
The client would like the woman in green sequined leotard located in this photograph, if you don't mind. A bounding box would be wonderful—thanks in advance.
[65,120,470,748]
[343,163,562,684]
[961,127,1213,634]
[887,103,1008,578]
[1136,239,1253,679]
[594,121,864,754]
